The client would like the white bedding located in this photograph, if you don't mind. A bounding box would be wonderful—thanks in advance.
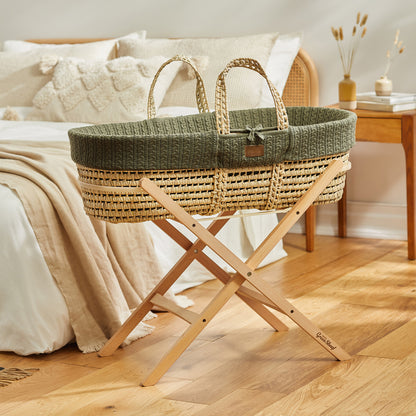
[0,108,286,355]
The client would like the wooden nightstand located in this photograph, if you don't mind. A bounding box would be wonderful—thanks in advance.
[337,106,416,260]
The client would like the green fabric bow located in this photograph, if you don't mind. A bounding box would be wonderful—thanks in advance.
[245,124,265,142]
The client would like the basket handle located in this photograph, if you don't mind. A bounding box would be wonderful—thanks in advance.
[147,55,210,119]
[215,58,288,134]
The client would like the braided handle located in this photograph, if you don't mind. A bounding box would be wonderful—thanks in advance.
[215,58,288,134]
[147,55,210,119]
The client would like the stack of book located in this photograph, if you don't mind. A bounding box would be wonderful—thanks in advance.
[356,92,416,112]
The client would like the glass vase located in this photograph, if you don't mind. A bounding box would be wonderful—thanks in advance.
[338,75,357,110]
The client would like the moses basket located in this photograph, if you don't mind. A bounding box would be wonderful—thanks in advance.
[69,57,356,223]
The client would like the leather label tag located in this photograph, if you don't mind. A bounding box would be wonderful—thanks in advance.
[245,144,264,157]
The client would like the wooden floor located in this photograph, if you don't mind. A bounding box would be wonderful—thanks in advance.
[1,234,415,415]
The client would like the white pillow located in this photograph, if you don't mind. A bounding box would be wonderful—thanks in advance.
[259,32,303,107]
[26,55,180,124]
[2,31,146,58]
[0,33,147,107]
[118,33,279,110]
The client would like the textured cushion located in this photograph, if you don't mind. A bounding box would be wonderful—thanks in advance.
[0,33,146,107]
[117,33,279,110]
[26,55,180,124]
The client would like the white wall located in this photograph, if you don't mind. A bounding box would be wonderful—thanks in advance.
[1,0,415,239]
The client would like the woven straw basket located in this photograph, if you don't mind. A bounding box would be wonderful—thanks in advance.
[69,57,356,224]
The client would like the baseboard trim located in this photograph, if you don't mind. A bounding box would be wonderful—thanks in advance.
[283,201,407,241]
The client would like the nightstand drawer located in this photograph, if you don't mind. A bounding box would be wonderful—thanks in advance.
[355,117,402,143]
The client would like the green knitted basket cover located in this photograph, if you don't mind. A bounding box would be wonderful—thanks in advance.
[69,107,356,170]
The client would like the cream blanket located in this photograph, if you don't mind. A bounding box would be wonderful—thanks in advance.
[0,140,176,353]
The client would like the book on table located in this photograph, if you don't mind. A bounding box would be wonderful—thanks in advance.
[356,100,416,112]
[357,92,416,104]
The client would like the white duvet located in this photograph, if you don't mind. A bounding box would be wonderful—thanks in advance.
[0,108,286,355]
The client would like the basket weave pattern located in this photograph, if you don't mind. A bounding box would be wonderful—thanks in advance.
[77,152,349,223]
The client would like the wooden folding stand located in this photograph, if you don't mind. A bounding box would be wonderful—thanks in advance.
[98,159,351,386]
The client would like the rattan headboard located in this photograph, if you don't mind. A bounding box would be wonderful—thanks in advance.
[27,38,319,107]
[282,48,319,107]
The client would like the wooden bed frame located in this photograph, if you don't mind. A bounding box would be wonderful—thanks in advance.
[27,38,320,251]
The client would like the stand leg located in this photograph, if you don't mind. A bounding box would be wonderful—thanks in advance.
[247,160,344,268]
[245,273,350,361]
[241,161,351,361]
[154,219,289,332]
[99,212,232,357]
[305,206,316,252]
[99,247,195,357]
[142,274,245,386]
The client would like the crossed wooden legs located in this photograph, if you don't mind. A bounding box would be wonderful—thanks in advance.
[98,159,351,386]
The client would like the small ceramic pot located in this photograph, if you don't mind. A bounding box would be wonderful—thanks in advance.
[338,75,357,110]
[375,76,393,96]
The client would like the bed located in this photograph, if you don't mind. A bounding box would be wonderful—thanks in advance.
[0,32,318,355]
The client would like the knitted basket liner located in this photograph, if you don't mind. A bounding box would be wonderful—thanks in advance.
[69,106,356,171]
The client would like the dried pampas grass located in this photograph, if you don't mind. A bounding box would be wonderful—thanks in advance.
[331,12,368,76]
[383,29,405,77]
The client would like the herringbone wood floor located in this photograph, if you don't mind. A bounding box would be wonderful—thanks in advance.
[1,234,415,415]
